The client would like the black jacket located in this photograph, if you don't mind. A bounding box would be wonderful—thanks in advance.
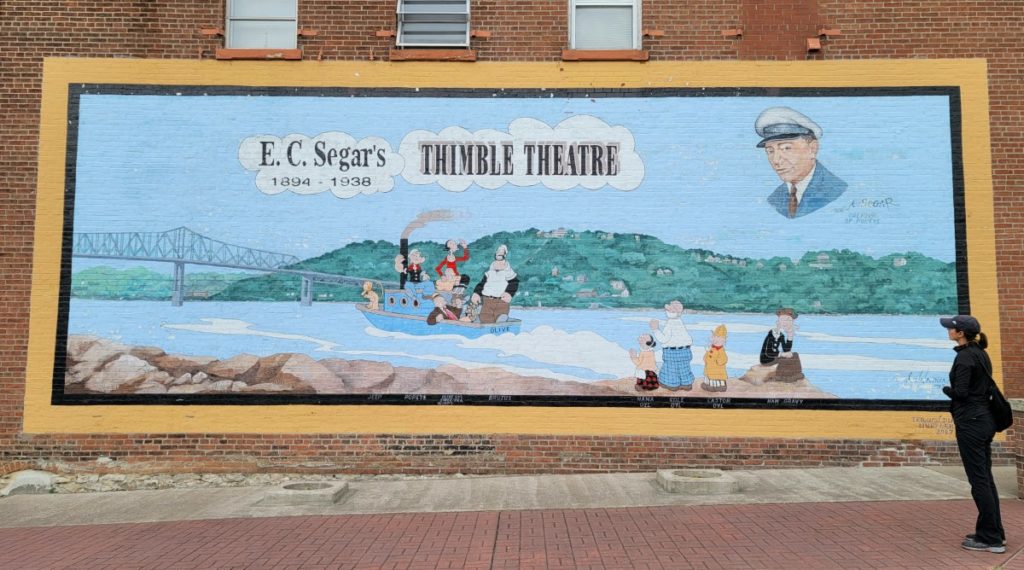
[946,342,993,423]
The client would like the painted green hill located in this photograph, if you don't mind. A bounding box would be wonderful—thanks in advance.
[71,266,248,300]
[208,229,955,314]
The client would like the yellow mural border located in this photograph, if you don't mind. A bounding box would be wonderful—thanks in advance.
[26,58,997,438]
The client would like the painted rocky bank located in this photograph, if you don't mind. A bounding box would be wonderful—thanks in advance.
[65,335,835,398]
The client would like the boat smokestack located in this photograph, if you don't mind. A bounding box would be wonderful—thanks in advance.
[399,238,409,289]
[398,210,458,289]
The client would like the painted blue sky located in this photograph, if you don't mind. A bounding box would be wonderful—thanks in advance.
[72,91,956,266]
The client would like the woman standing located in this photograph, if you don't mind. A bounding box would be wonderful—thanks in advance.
[940,314,1005,553]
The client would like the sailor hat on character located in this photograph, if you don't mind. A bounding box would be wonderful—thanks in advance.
[754,106,823,148]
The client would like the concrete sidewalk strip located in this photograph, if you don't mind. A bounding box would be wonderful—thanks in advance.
[0,466,1013,528]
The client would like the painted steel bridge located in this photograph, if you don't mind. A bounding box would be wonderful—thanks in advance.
[71,227,395,306]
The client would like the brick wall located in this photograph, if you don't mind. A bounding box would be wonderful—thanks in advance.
[2,434,994,476]
[738,0,819,60]
[2,0,1022,474]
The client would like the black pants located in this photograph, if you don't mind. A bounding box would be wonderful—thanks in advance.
[955,414,1004,544]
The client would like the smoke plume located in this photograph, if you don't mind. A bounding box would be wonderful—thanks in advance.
[401,209,459,239]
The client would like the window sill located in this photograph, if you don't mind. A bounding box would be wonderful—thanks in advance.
[561,49,649,61]
[389,49,477,62]
[215,48,302,61]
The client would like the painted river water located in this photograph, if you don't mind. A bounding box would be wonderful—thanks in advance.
[65,299,957,400]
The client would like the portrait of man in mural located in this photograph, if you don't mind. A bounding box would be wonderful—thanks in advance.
[756,106,848,218]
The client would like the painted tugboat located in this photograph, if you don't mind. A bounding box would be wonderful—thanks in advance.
[354,287,521,338]
[354,235,522,338]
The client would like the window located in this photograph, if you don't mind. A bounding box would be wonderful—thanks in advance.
[570,0,639,50]
[226,0,298,49]
[397,0,471,48]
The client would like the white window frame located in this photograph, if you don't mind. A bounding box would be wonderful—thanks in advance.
[396,0,471,48]
[225,0,298,50]
[569,0,640,50]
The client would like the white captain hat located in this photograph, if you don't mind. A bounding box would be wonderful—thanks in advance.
[755,106,822,148]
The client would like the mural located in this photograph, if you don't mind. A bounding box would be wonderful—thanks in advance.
[58,85,965,408]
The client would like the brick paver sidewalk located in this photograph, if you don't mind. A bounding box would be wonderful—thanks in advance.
[1,500,1022,569]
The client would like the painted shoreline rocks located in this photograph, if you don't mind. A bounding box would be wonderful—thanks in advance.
[64,335,834,399]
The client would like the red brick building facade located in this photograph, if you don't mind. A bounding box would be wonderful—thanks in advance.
[2,1,1022,477]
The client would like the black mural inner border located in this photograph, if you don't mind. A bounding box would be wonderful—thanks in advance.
[52,84,966,412]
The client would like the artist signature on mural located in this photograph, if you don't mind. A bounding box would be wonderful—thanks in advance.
[912,416,954,435]
[854,197,896,209]
[895,371,945,394]
[836,196,896,224]
[896,371,943,384]
[836,197,897,224]
[845,212,879,224]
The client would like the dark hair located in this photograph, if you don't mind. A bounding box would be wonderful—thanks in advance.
[645,337,657,348]
[963,330,988,350]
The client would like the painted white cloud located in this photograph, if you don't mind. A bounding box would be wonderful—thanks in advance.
[399,115,645,192]
[238,132,405,199]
